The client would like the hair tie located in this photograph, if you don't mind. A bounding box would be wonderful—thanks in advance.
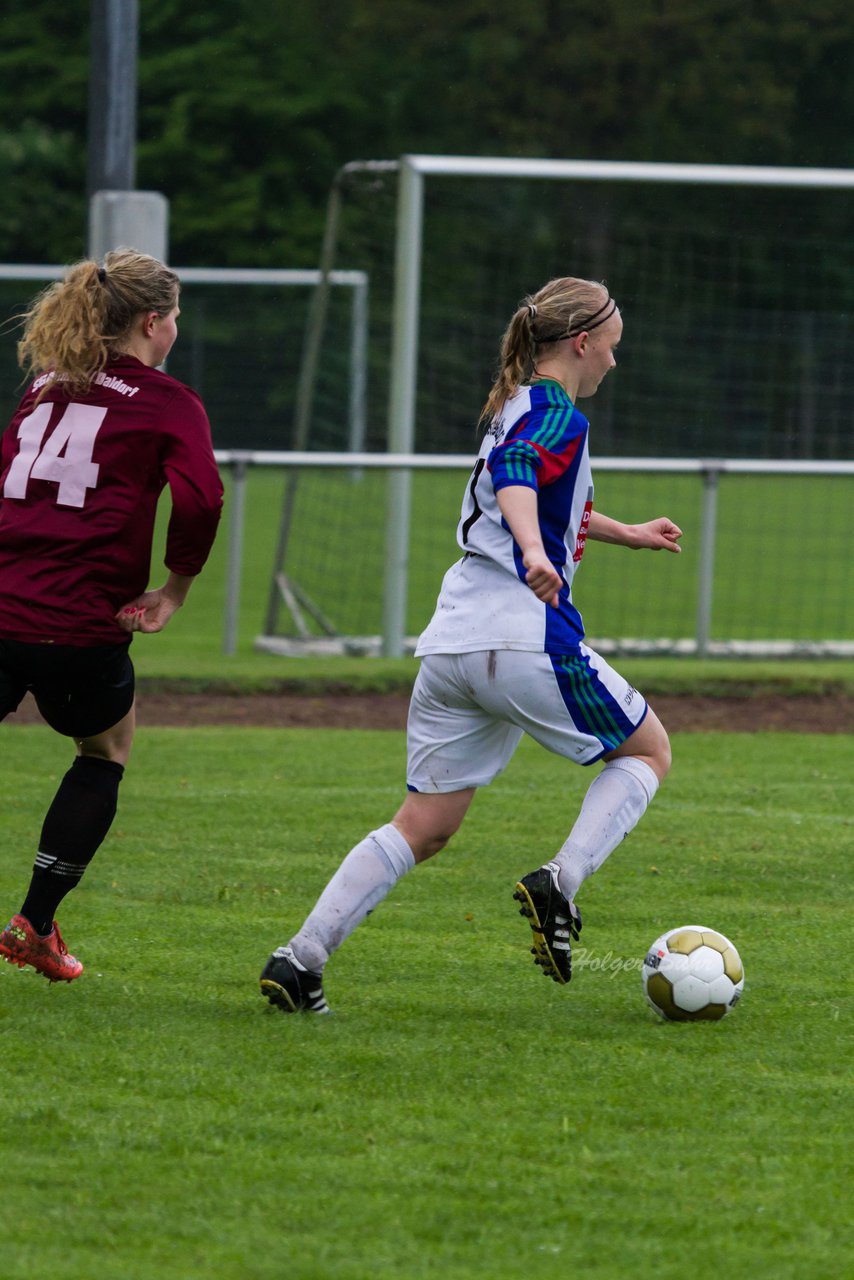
[536,296,618,344]
[97,267,107,284]
[566,295,617,337]
[527,303,537,320]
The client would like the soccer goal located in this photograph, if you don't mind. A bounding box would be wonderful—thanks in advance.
[0,263,370,456]
[236,158,854,657]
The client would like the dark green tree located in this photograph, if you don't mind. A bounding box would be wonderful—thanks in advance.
[0,0,851,264]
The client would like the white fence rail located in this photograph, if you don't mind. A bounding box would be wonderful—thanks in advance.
[214,450,854,659]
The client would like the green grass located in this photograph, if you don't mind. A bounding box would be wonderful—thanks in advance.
[1,725,852,1279]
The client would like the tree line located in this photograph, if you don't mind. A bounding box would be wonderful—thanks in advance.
[1,0,852,267]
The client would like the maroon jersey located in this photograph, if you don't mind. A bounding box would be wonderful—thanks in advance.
[0,356,223,644]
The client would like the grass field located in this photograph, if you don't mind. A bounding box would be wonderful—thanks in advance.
[2,453,852,1278]
[1,724,851,1279]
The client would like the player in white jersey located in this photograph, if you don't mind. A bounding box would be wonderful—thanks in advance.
[260,276,683,1013]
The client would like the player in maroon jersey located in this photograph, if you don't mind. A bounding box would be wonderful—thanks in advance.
[0,249,222,982]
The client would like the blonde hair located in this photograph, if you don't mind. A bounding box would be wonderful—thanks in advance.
[480,276,613,423]
[17,248,180,396]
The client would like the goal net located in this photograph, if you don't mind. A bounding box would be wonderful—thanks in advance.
[257,157,854,657]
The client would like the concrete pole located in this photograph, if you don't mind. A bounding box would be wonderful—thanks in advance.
[87,0,138,197]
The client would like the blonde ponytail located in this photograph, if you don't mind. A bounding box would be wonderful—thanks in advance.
[17,249,179,396]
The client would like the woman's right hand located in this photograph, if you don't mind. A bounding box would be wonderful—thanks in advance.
[523,551,562,608]
[495,484,563,608]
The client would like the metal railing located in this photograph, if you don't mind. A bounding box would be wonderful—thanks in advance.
[214,450,854,659]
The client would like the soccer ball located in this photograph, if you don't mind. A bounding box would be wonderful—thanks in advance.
[642,926,744,1022]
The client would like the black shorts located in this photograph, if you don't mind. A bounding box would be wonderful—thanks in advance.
[0,639,135,739]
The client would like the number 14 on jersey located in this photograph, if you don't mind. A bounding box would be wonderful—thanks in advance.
[3,403,107,508]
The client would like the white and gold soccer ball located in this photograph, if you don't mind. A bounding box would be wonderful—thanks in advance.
[642,926,744,1022]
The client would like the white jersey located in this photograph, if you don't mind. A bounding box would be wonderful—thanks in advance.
[416,379,594,656]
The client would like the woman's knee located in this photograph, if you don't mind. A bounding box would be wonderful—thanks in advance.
[411,830,453,862]
[393,817,459,863]
[392,788,475,863]
[606,705,671,782]
[638,710,671,782]
[653,727,672,781]
[76,704,136,766]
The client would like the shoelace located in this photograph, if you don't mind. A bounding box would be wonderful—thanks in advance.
[545,865,581,939]
[50,922,69,956]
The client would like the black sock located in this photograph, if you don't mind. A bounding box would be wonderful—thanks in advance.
[20,756,125,935]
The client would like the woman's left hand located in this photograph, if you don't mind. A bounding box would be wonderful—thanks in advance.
[115,588,182,633]
[629,518,683,552]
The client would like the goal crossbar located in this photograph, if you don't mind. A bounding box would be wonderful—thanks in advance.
[404,155,854,189]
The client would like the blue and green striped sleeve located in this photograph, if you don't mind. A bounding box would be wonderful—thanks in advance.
[488,437,541,491]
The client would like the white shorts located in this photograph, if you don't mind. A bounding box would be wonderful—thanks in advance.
[406,645,648,793]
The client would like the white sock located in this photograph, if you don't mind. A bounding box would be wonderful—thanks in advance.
[552,757,659,901]
[288,823,416,972]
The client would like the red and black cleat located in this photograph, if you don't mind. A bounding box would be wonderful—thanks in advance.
[0,914,83,982]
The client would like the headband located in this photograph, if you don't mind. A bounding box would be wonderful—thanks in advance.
[535,295,617,343]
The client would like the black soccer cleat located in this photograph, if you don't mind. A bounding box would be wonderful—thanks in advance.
[260,945,331,1014]
[513,863,582,985]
